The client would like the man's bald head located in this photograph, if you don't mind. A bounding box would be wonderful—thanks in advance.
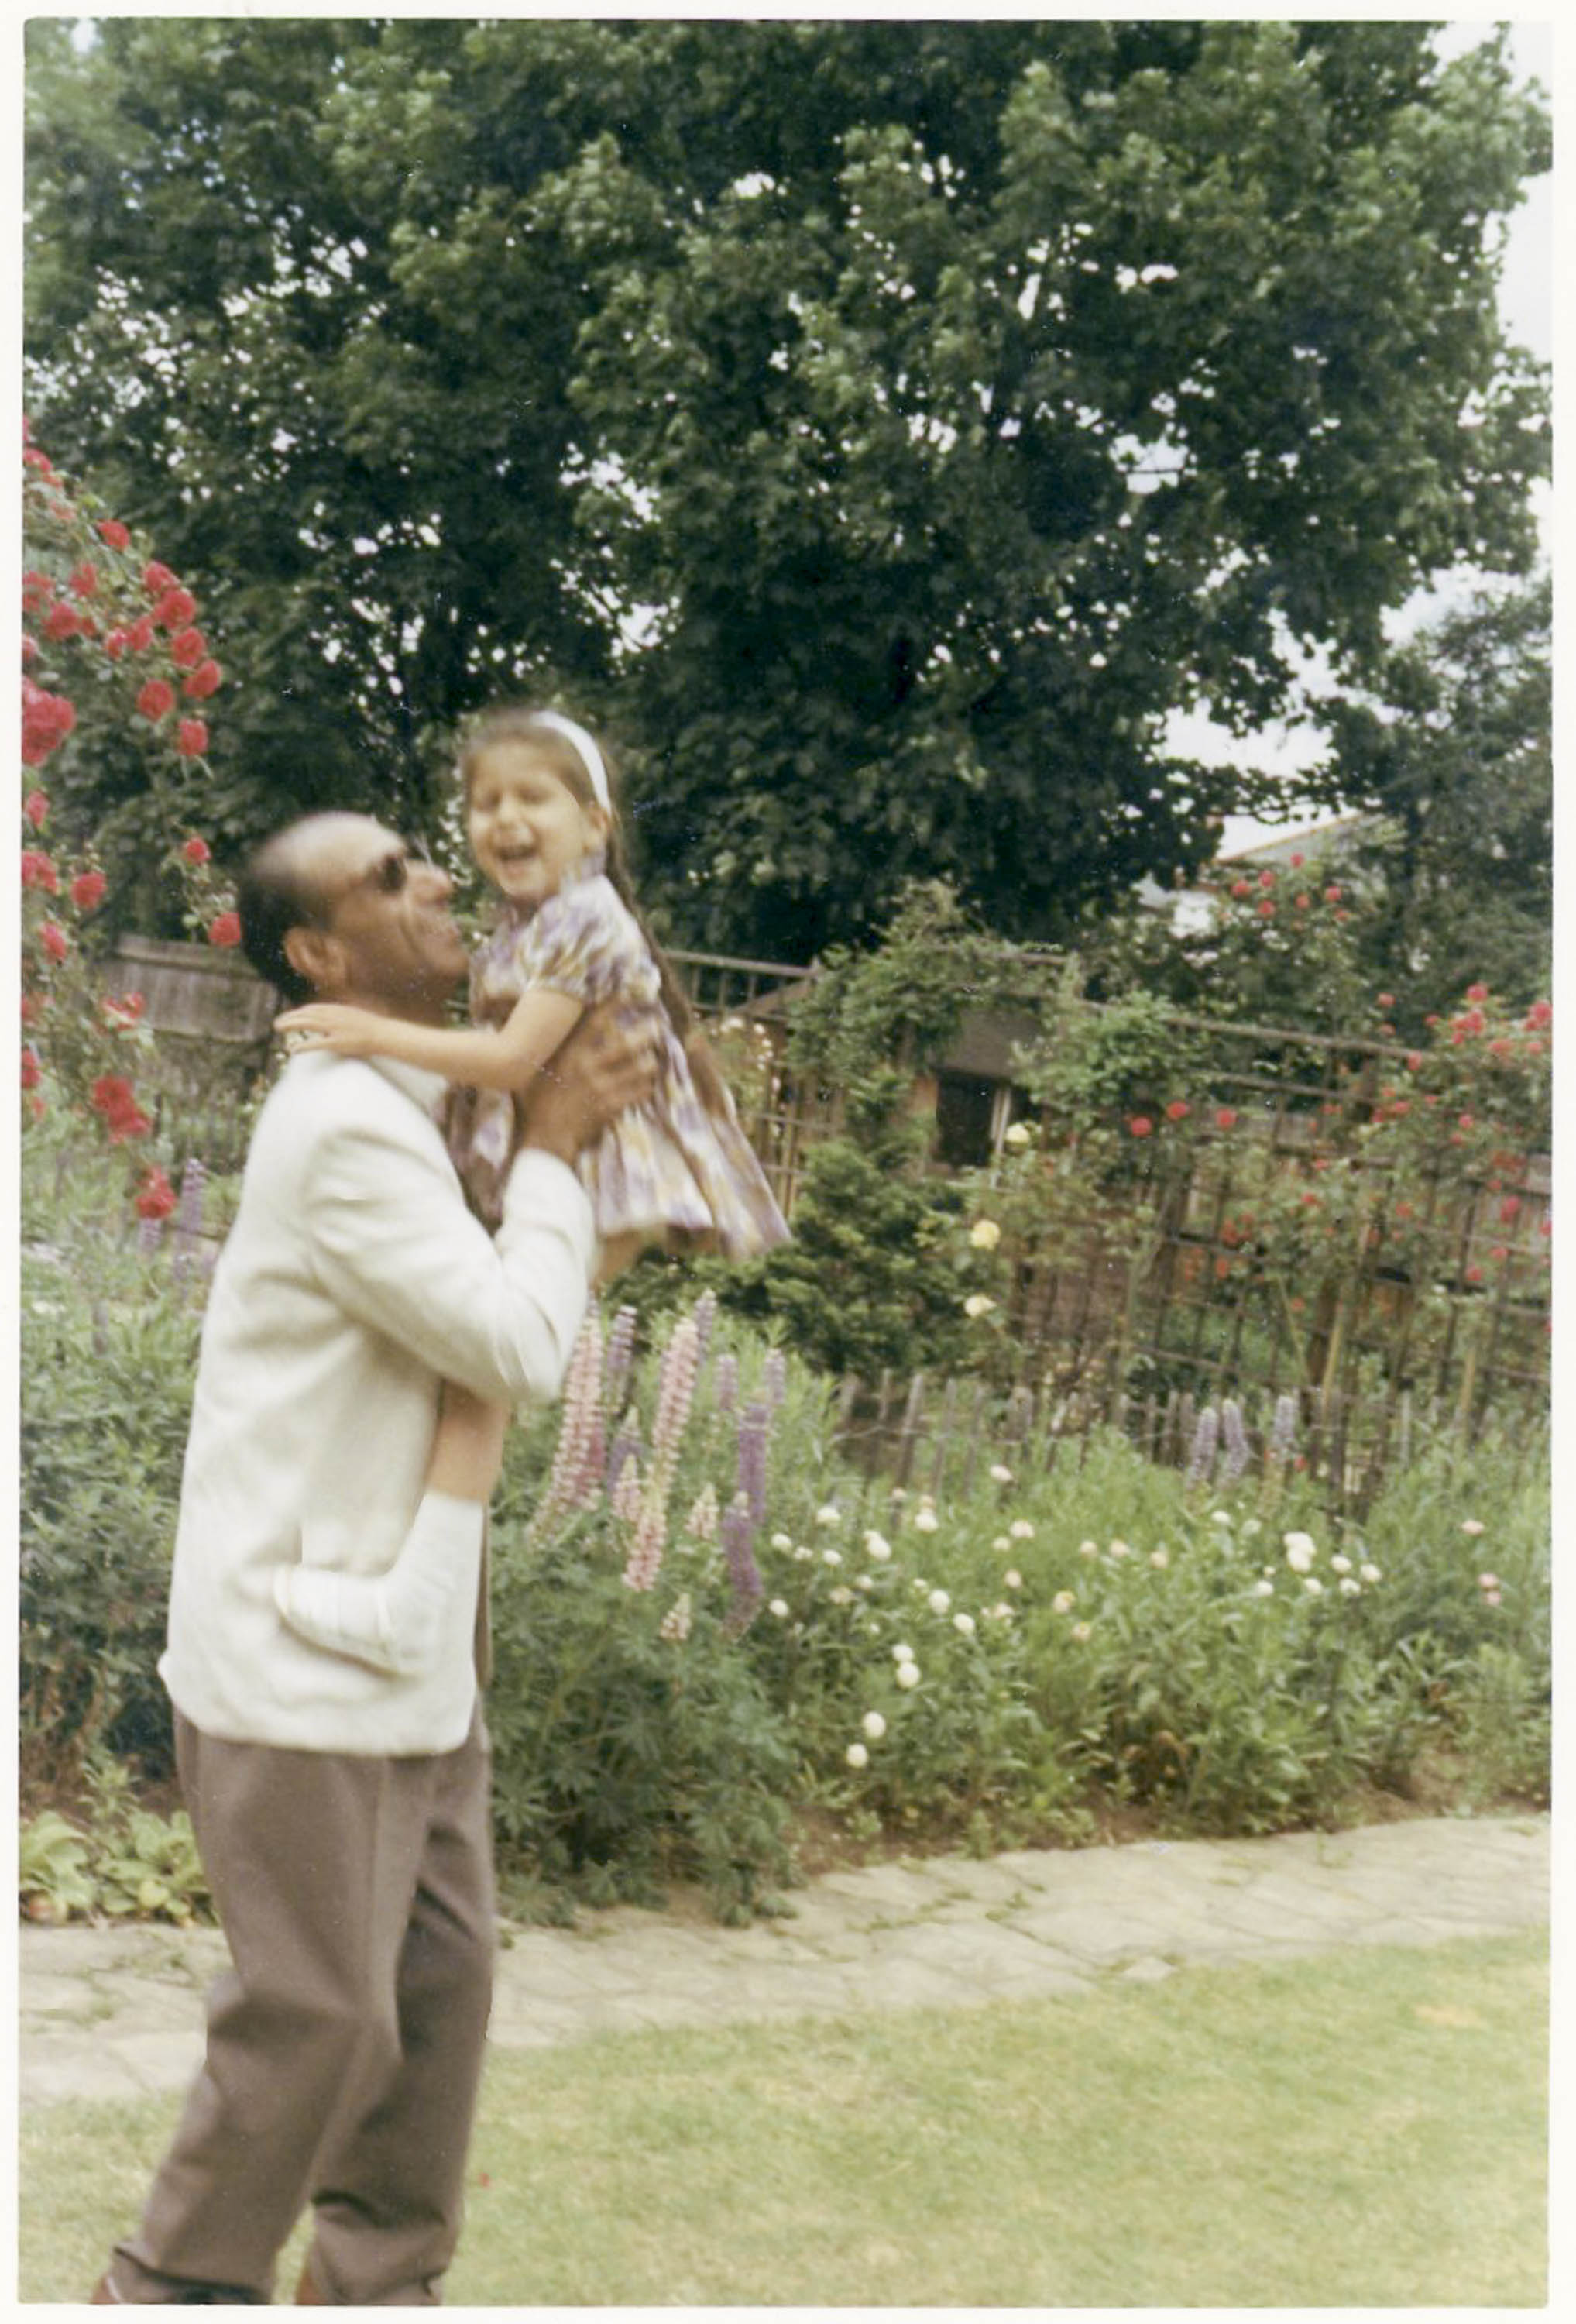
[238,814,383,1006]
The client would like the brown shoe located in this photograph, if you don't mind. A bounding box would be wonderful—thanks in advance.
[295,2264,328,2305]
[89,2280,120,2305]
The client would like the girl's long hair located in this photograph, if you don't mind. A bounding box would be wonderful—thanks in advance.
[457,705,732,1118]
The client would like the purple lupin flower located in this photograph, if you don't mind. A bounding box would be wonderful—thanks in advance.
[721,1491,764,1638]
[691,1287,718,1369]
[1186,1405,1219,1487]
[1269,1393,1298,1465]
[684,1482,720,1542]
[533,1312,605,1535]
[613,1453,644,1528]
[606,1421,642,1497]
[603,1303,637,1418]
[736,1401,771,1528]
[137,1215,164,1258]
[174,1157,208,1243]
[713,1353,739,1415]
[762,1347,788,1412]
[1221,1399,1251,1484]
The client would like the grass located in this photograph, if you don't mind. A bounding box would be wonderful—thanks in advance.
[20,1933,1546,2307]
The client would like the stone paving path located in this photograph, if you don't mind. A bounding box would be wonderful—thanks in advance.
[18,1812,1549,2110]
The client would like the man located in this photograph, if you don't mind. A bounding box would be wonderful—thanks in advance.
[93,813,658,2305]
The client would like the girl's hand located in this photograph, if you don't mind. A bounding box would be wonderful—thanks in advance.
[276,1002,392,1057]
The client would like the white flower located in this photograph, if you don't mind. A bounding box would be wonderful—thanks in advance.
[1461,1518,1486,1537]
[1108,1538,1130,1559]
[1360,1563,1382,1584]
[1010,1519,1035,1541]
[770,1531,793,1550]
[895,1661,921,1689]
[1210,1510,1233,1527]
[913,1507,939,1533]
[889,1487,908,1504]
[892,1642,915,1663]
[1241,1517,1262,1538]
[815,1504,841,1528]
[928,1589,952,1614]
[829,1586,853,1605]
[1078,1538,1098,1559]
[862,1710,888,1741]
[953,1612,977,1636]
[1052,1590,1075,1614]
[990,1602,1015,1621]
[963,1292,996,1319]
[970,1219,1001,1250]
[1004,1122,1032,1149]
[1252,1579,1275,1597]
[1477,1572,1501,1593]
[1004,1569,1022,1590]
[1330,1553,1352,1575]
[989,1463,1014,1484]
[1303,1576,1324,1596]
[845,1742,869,1769]
[863,1528,892,1560]
[768,1598,789,1618]
[1283,1532,1317,1573]
[1149,1548,1169,1569]
[1070,1621,1093,1642]
[821,1547,843,1566]
[992,1534,1011,1552]
[1339,1576,1361,1597]
[856,1574,874,1591]
[794,1545,815,1563]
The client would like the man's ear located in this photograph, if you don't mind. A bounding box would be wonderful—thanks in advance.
[283,924,345,997]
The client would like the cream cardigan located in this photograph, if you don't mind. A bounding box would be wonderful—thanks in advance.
[160,1049,595,1755]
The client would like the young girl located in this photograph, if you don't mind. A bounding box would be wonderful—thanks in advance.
[270,705,788,1673]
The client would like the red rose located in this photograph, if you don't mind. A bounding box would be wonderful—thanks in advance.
[1257,900,1275,918]
[20,850,59,893]
[1324,885,1342,902]
[177,717,209,758]
[22,633,38,663]
[1525,1000,1553,1031]
[126,614,156,652]
[1293,893,1310,909]
[136,678,177,721]
[23,790,48,830]
[102,990,146,1028]
[91,1073,136,1117]
[105,627,129,661]
[1499,1197,1521,1224]
[1289,852,1305,868]
[69,561,99,599]
[170,625,207,669]
[1214,1107,1238,1130]
[70,868,108,913]
[20,1047,40,1091]
[38,920,69,964]
[1165,1100,1190,1122]
[208,910,242,948]
[1464,1263,1483,1284]
[183,658,222,700]
[43,602,82,641]
[22,570,55,611]
[1231,879,1252,899]
[1258,869,1276,888]
[142,561,178,596]
[135,1167,177,1222]
[1405,1051,1423,1071]
[1376,993,1394,1009]
[97,518,132,551]
[1458,1112,1475,1131]
[182,834,211,865]
[1466,982,1488,1002]
[1128,1116,1153,1139]
[153,586,197,631]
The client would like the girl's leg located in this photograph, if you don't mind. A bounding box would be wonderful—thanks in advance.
[274,1387,508,1674]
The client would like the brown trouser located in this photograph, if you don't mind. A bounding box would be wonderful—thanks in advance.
[106,1709,496,2305]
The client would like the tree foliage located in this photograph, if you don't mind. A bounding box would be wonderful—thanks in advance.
[25,17,1549,954]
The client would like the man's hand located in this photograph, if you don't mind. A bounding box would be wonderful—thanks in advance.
[276,1002,390,1057]
[515,1000,661,1167]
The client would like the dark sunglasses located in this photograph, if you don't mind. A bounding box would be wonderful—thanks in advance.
[324,838,436,911]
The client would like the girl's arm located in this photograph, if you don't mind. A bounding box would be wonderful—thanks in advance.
[276,987,585,1092]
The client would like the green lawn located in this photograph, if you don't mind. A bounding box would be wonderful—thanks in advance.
[21,1933,1547,2306]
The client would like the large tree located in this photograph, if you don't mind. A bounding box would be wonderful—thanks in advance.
[26,17,1549,954]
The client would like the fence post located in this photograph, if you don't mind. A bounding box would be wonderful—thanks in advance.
[894,1372,927,1491]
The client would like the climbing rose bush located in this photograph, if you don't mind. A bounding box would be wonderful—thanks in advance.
[20,420,237,1191]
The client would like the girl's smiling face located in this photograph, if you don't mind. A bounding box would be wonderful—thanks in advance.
[465,741,607,910]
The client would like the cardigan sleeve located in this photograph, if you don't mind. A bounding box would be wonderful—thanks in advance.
[303,1090,595,1408]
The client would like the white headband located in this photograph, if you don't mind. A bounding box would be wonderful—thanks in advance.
[534,710,611,816]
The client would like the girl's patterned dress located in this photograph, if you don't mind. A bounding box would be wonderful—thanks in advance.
[446,857,790,1257]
